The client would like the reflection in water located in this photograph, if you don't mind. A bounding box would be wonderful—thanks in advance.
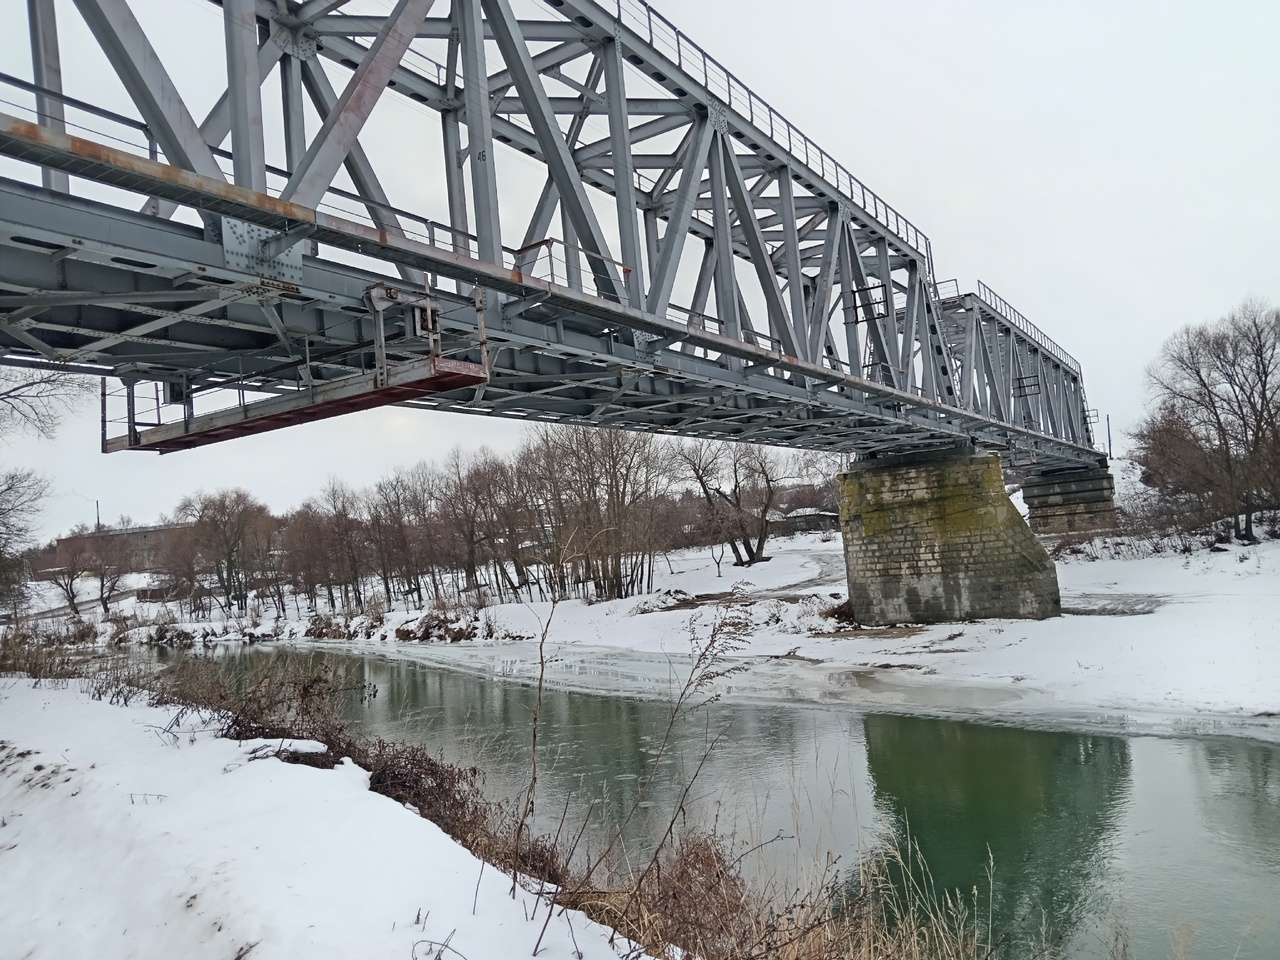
[1194,739,1280,870]
[863,714,1130,949]
[201,648,878,875]
[186,646,1280,959]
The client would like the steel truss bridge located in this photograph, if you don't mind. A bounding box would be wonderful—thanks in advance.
[1,0,1102,470]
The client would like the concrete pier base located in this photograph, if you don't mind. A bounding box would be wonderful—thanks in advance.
[1021,465,1117,535]
[838,449,1060,625]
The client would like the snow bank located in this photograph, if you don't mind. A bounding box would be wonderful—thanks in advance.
[23,529,1279,740]
[278,533,1280,740]
[0,682,634,960]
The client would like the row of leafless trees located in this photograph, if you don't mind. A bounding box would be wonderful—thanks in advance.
[1131,298,1280,539]
[63,426,835,620]
[2,367,95,613]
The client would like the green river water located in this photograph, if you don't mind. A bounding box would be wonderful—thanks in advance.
[189,645,1280,959]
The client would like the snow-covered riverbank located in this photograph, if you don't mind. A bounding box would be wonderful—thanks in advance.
[19,530,1280,740]
[272,533,1280,740]
[0,682,633,960]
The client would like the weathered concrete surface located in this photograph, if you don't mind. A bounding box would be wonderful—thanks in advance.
[1021,465,1118,535]
[839,449,1060,625]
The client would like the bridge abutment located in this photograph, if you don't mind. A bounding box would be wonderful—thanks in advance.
[1021,466,1118,535]
[838,449,1060,625]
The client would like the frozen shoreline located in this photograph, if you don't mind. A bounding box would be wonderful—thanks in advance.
[24,529,1280,743]
[254,532,1280,743]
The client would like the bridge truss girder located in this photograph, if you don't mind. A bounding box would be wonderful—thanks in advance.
[0,0,1100,470]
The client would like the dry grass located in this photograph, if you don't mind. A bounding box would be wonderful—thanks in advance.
[1,632,1054,960]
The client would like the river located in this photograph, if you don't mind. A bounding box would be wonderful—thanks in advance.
[188,645,1280,959]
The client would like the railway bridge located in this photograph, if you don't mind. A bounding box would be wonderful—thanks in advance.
[0,0,1115,623]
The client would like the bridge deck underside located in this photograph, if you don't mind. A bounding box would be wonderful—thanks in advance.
[1,0,1103,472]
[0,139,1096,471]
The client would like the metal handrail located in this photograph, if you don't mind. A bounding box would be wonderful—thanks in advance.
[975,280,1080,377]
[608,0,933,274]
[0,71,150,135]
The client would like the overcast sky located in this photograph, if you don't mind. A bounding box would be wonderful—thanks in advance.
[3,0,1278,539]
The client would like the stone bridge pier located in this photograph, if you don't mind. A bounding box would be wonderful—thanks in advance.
[1020,466,1118,534]
[838,449,1064,626]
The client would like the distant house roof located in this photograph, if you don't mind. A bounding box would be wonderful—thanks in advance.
[61,521,193,541]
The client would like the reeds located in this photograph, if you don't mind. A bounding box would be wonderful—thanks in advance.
[1,631,1050,960]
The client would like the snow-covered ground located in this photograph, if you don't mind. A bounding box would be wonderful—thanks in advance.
[18,527,1280,740]
[0,682,635,960]
[274,532,1280,741]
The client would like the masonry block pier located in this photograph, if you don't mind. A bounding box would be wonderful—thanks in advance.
[1021,466,1117,535]
[838,450,1060,625]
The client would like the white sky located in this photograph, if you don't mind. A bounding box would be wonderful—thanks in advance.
[3,0,1279,539]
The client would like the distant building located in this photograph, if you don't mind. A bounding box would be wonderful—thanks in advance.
[768,507,840,536]
[50,522,193,573]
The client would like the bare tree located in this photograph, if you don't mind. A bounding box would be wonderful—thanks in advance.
[175,489,274,614]
[317,478,368,611]
[436,447,492,595]
[0,367,93,438]
[156,521,207,618]
[48,538,88,617]
[87,532,134,616]
[280,503,331,612]
[518,426,676,601]
[677,440,796,565]
[0,366,93,609]
[1134,298,1280,538]
[0,467,47,610]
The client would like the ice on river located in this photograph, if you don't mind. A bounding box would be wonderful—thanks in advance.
[299,531,1280,740]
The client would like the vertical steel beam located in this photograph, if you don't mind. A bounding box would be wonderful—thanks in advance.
[777,168,807,351]
[561,204,583,292]
[900,261,920,393]
[283,0,435,208]
[457,0,502,265]
[26,0,68,193]
[223,0,267,192]
[841,226,885,378]
[441,112,471,256]
[1042,356,1061,437]
[836,220,861,375]
[706,131,739,342]
[914,275,938,401]
[602,38,642,308]
[981,321,1006,421]
[975,325,997,417]
[146,35,285,219]
[995,326,1010,418]
[643,207,659,286]
[1067,376,1085,443]
[960,297,979,410]
[1010,339,1030,426]
[871,239,899,388]
[280,54,306,174]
